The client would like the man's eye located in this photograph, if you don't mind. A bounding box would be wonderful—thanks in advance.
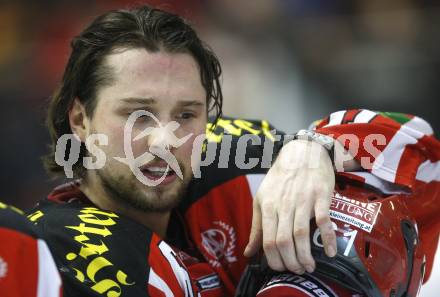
[177,112,195,120]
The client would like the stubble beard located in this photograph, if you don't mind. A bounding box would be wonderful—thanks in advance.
[96,162,191,213]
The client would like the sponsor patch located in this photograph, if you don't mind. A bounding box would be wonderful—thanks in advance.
[330,192,381,233]
[196,274,221,291]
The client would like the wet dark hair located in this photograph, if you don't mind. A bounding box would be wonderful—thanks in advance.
[43,5,223,178]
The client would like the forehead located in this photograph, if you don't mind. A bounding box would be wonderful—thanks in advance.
[104,48,200,83]
[94,48,206,108]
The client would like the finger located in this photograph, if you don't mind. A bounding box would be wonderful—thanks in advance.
[276,210,304,273]
[261,202,285,271]
[315,194,337,257]
[244,200,263,257]
[293,206,315,273]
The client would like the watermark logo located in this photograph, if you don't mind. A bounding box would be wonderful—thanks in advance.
[114,110,192,186]
[54,111,388,184]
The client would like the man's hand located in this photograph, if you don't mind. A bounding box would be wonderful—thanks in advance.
[244,139,337,274]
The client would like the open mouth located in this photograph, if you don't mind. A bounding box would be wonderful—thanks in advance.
[141,165,178,184]
[143,166,174,177]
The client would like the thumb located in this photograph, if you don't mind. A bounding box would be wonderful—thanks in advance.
[244,202,262,257]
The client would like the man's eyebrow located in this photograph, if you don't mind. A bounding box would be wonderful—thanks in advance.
[177,100,205,107]
[119,98,205,107]
[120,97,156,105]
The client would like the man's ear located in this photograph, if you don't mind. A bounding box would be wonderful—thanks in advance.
[69,99,90,142]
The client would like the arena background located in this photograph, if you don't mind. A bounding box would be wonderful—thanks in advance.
[0,0,438,295]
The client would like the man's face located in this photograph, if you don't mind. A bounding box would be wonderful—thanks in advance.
[86,48,207,212]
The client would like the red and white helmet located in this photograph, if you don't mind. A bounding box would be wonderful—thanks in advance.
[310,183,426,297]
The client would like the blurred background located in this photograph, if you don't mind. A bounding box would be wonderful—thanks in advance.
[0,0,438,294]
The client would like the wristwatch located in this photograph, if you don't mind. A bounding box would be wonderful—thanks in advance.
[293,129,335,162]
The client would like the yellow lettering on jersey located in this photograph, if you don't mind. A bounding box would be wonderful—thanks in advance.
[87,256,113,282]
[206,122,215,133]
[27,210,44,222]
[206,118,277,143]
[66,223,112,237]
[64,207,134,295]
[206,132,223,143]
[74,235,109,258]
[92,279,122,297]
[233,119,261,135]
[206,123,224,143]
[78,214,117,226]
[72,268,85,282]
[116,270,135,285]
[206,131,224,143]
[261,120,275,141]
[87,257,124,297]
[79,242,109,259]
[216,119,242,136]
[81,207,118,218]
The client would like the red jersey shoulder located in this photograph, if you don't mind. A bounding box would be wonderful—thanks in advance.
[0,202,62,297]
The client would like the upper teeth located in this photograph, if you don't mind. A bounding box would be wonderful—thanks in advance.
[147,167,168,173]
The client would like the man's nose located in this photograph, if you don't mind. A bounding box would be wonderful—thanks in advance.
[147,123,174,149]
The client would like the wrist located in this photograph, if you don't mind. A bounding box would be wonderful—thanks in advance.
[278,139,333,171]
[290,130,335,164]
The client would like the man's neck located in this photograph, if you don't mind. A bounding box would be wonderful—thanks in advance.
[79,174,170,238]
